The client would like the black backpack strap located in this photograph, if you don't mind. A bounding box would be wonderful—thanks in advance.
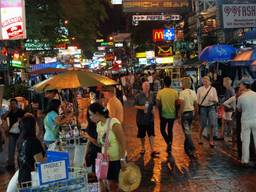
[200,86,212,106]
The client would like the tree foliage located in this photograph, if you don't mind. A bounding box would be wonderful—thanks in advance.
[25,0,109,52]
[25,0,61,44]
[58,0,108,51]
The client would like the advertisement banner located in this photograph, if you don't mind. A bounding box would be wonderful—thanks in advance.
[123,0,189,13]
[0,0,26,40]
[222,4,256,28]
[155,45,173,57]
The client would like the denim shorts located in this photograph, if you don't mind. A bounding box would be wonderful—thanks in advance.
[199,105,217,129]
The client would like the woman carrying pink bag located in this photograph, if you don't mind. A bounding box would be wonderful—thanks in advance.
[86,103,127,192]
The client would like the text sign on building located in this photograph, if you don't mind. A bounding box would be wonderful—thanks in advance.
[123,0,189,13]
[0,0,26,40]
[153,28,175,42]
[222,4,256,28]
[132,15,182,22]
[111,0,122,4]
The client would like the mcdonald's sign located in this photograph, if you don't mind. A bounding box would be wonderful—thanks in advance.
[153,29,164,42]
[153,28,175,42]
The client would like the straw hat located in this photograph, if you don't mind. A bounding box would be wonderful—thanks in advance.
[119,162,142,192]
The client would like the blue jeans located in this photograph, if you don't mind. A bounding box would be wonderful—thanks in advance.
[199,105,217,129]
[181,111,195,155]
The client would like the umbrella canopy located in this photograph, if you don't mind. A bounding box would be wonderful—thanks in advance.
[199,44,236,62]
[233,48,256,62]
[33,70,117,92]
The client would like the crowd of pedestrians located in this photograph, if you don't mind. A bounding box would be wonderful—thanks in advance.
[2,70,256,191]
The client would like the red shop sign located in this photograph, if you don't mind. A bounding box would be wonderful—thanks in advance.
[153,29,164,42]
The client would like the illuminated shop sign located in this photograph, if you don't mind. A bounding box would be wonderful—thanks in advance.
[111,0,122,4]
[153,28,175,42]
[155,45,174,57]
[146,51,155,59]
[123,0,189,13]
[222,4,256,28]
[114,42,124,47]
[139,58,147,65]
[96,39,104,43]
[25,39,51,51]
[156,57,174,64]
[100,42,113,46]
[133,15,182,22]
[136,52,146,58]
[11,60,24,68]
[0,0,26,40]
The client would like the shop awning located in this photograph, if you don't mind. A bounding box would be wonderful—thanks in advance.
[245,30,256,40]
[30,62,70,71]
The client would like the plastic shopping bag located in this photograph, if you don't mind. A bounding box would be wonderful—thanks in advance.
[6,170,19,192]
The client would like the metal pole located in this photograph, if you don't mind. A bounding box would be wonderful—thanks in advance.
[195,0,202,55]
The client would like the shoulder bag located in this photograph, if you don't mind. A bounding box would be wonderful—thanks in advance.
[95,118,112,180]
[9,121,20,134]
[198,86,212,113]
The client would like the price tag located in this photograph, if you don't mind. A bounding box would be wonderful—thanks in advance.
[38,160,69,185]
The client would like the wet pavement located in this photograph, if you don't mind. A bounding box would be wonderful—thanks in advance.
[1,106,256,191]
[124,106,256,192]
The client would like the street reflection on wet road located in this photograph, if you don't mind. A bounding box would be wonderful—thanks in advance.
[1,106,256,191]
[124,106,256,192]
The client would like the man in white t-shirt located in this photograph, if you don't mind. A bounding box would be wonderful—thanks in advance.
[197,76,218,147]
[237,78,256,165]
[179,77,197,158]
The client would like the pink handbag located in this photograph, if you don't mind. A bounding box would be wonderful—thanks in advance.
[95,118,111,180]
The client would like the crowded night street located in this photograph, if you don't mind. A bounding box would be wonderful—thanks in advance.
[2,0,256,192]
[2,103,256,191]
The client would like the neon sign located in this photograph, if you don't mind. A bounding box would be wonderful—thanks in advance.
[153,29,164,42]
[153,28,175,42]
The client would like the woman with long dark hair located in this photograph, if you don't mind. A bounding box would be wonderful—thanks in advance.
[17,115,45,184]
[43,99,72,147]
[88,102,127,192]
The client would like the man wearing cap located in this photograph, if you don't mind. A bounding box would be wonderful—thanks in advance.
[197,76,218,148]
[102,86,124,123]
[237,78,256,166]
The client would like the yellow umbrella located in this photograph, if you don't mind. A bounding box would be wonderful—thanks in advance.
[33,70,117,92]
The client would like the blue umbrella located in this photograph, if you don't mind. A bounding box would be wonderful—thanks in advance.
[199,44,237,62]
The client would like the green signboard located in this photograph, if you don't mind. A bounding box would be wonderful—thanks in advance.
[100,42,113,46]
[11,60,24,68]
[25,40,51,51]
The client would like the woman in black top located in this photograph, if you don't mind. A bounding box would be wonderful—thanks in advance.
[80,105,101,172]
[17,115,45,184]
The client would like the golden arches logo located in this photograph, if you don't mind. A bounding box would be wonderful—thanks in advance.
[153,30,164,42]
